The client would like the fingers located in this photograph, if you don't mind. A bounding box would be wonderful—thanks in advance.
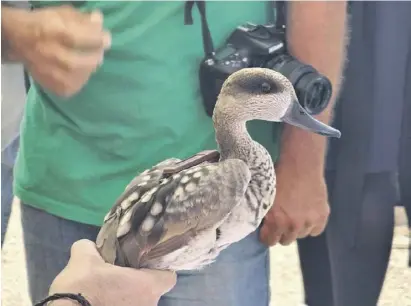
[60,18,111,51]
[69,10,111,50]
[30,63,92,97]
[69,240,177,295]
[277,216,305,245]
[138,269,177,295]
[260,205,287,246]
[311,206,330,236]
[259,217,284,246]
[279,216,323,245]
[26,6,111,97]
[297,222,315,239]
[279,229,299,246]
[310,216,329,237]
[49,42,104,72]
[44,8,111,51]
[29,34,104,97]
[280,213,328,244]
[261,208,327,246]
[69,239,105,265]
[303,208,329,238]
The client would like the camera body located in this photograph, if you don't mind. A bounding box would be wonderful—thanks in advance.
[199,23,332,117]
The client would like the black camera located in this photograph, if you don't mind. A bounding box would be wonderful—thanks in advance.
[199,23,333,117]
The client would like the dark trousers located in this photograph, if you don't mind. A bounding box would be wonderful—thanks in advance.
[297,171,398,306]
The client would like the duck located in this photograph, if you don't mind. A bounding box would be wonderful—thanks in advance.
[96,67,341,271]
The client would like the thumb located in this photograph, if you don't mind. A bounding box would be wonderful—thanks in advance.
[69,239,105,265]
[139,269,177,295]
[59,5,103,25]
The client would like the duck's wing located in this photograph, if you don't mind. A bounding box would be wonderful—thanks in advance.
[102,158,251,268]
[102,157,182,221]
[124,158,182,192]
[96,158,181,264]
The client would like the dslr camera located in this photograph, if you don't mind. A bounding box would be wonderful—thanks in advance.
[199,23,333,117]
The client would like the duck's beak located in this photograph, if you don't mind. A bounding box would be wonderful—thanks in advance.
[282,100,341,138]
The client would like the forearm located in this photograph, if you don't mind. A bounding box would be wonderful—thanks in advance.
[1,5,33,62]
[278,1,349,175]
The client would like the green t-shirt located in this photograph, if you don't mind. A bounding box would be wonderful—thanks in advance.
[14,1,282,226]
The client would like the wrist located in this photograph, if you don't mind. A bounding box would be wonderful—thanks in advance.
[36,292,94,306]
[49,300,78,306]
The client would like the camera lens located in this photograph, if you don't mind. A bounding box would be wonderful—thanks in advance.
[266,55,333,115]
[297,73,332,115]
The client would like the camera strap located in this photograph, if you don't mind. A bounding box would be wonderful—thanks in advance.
[273,1,286,31]
[184,1,215,59]
[184,1,287,60]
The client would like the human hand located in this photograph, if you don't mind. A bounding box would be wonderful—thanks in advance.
[2,5,111,97]
[49,239,177,306]
[259,163,330,246]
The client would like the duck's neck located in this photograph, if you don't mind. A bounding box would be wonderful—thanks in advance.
[214,116,257,164]
[214,114,276,227]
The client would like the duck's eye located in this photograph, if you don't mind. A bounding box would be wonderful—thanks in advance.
[261,82,271,93]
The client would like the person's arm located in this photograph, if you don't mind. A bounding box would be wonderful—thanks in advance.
[260,1,349,246]
[1,4,111,97]
[1,3,32,62]
[278,1,349,175]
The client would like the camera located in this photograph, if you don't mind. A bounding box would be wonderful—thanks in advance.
[199,23,333,117]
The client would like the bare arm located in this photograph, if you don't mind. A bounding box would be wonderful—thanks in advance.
[278,1,349,176]
[1,4,33,62]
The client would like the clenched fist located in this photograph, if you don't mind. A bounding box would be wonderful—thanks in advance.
[260,162,330,246]
[2,5,111,97]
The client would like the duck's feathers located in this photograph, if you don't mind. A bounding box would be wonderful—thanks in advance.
[96,157,251,269]
[96,157,181,265]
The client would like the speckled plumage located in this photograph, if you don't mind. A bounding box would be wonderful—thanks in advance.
[96,68,341,271]
[97,157,252,270]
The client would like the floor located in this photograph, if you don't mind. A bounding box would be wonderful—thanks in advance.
[1,199,410,306]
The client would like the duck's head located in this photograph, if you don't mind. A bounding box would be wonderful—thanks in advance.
[215,68,341,138]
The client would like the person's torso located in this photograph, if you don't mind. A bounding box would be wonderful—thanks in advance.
[15,1,282,225]
[367,1,411,172]
[326,1,411,174]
